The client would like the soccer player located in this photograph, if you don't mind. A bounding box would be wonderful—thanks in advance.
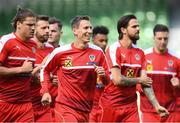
[31,15,54,122]
[40,15,110,122]
[99,14,168,122]
[139,24,180,122]
[47,17,63,48]
[89,25,109,122]
[47,17,63,121]
[0,7,36,122]
[92,26,109,52]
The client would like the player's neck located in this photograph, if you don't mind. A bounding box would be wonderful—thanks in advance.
[15,31,28,42]
[34,37,45,48]
[73,39,88,50]
[120,37,132,49]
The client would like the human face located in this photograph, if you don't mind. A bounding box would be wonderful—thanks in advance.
[16,17,36,40]
[73,20,92,43]
[35,20,49,43]
[126,19,140,41]
[154,31,169,53]
[93,34,108,52]
[48,23,61,44]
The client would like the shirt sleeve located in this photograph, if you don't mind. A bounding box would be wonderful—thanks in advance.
[105,46,121,69]
[40,49,60,95]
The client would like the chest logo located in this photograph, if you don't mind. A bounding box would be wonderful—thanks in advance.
[168,60,173,67]
[147,64,153,71]
[64,60,72,67]
[126,68,134,78]
[135,54,140,61]
[89,55,95,61]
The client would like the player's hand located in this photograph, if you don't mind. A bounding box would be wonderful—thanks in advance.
[94,64,105,77]
[41,93,51,106]
[51,75,58,87]
[20,59,33,73]
[139,76,152,87]
[155,105,169,117]
[170,75,180,88]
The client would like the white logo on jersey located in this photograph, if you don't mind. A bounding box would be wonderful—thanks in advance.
[16,45,21,50]
[121,53,126,58]
[135,54,140,61]
[147,60,152,64]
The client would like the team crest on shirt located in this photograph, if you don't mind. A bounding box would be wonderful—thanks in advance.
[64,60,72,67]
[126,68,134,78]
[135,54,140,61]
[168,60,173,67]
[31,47,36,53]
[89,55,95,61]
[147,64,153,71]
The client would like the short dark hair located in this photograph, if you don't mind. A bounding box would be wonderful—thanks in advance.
[12,6,36,29]
[49,17,63,30]
[117,14,137,40]
[153,24,169,35]
[36,15,49,22]
[71,15,90,29]
[92,26,109,38]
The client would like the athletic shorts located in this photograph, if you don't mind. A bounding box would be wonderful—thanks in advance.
[142,111,180,122]
[33,106,53,122]
[0,101,34,122]
[100,101,139,122]
[54,103,89,122]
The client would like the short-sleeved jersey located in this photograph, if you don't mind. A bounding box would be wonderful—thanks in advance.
[0,33,36,103]
[40,43,109,112]
[101,41,145,107]
[31,44,54,110]
[140,48,180,112]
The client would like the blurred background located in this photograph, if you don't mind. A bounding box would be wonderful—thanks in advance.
[0,0,179,53]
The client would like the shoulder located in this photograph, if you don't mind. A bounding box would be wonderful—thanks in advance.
[144,47,153,55]
[52,43,72,55]
[168,49,180,59]
[0,33,16,52]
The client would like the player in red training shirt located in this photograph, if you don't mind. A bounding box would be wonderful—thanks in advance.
[99,14,168,122]
[0,7,36,122]
[40,15,110,122]
[46,17,63,121]
[31,15,54,122]
[139,24,180,122]
[89,25,109,122]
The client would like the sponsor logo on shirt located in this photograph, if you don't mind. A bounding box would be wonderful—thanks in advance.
[87,61,97,66]
[135,54,140,61]
[147,64,153,71]
[126,68,134,78]
[64,60,72,67]
[89,55,95,61]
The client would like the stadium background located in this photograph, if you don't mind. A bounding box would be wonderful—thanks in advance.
[0,0,179,52]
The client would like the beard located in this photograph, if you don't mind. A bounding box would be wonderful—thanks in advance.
[129,34,139,45]
[35,33,48,43]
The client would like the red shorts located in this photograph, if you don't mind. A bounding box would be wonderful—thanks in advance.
[54,103,89,122]
[0,101,34,122]
[142,111,180,122]
[34,106,53,122]
[100,101,139,122]
[89,106,103,122]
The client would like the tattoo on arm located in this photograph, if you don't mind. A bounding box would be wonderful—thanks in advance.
[143,86,159,108]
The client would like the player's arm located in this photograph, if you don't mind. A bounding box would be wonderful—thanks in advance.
[0,60,33,76]
[111,67,152,87]
[141,70,169,117]
[40,51,58,105]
